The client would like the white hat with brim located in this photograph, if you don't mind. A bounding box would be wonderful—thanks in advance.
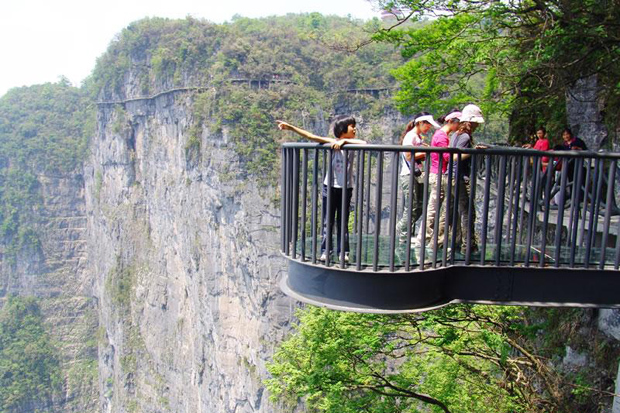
[460,104,485,123]
[414,114,441,129]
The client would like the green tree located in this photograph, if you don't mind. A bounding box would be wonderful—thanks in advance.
[267,306,618,413]
[0,296,62,412]
[371,0,620,144]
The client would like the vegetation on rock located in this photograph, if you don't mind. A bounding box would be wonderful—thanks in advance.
[0,296,62,412]
[267,306,620,413]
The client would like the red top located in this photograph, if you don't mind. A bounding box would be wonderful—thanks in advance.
[533,138,550,170]
[430,129,450,174]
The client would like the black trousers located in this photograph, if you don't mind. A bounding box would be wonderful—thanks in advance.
[321,186,353,254]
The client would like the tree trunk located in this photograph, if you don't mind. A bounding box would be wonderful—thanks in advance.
[565,74,607,150]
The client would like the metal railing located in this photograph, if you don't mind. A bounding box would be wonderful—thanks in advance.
[281,142,620,273]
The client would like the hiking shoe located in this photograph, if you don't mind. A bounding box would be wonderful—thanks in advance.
[320,252,327,262]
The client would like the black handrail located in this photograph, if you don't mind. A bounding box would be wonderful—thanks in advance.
[281,143,620,272]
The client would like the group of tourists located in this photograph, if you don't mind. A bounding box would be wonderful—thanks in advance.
[277,103,486,263]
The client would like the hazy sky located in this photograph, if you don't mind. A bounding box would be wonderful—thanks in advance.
[0,0,379,97]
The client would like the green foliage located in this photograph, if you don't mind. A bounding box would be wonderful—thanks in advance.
[92,15,406,184]
[0,296,62,412]
[0,82,93,257]
[371,0,620,142]
[267,305,619,413]
[104,258,135,314]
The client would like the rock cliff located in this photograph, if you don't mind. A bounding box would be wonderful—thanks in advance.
[87,90,298,412]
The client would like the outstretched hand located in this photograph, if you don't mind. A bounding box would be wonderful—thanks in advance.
[276,120,292,131]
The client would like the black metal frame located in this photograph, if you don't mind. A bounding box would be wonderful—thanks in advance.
[280,143,620,312]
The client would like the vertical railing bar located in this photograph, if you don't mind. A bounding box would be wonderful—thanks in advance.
[569,158,585,267]
[432,154,444,268]
[524,157,541,267]
[553,159,569,267]
[300,149,308,261]
[443,154,454,266]
[518,157,530,246]
[450,152,462,265]
[389,152,400,272]
[539,156,554,267]
[339,149,349,268]
[465,154,476,264]
[418,154,431,270]
[365,151,372,235]
[356,150,365,271]
[578,160,592,247]
[325,150,334,267]
[599,160,616,270]
[281,147,287,254]
[373,152,384,271]
[284,148,291,256]
[364,152,373,265]
[584,159,601,267]
[292,149,301,260]
[566,157,581,247]
[480,155,492,265]
[591,158,606,251]
[354,150,361,237]
[505,156,517,245]
[405,150,416,271]
[509,156,524,266]
[615,203,620,269]
[311,148,319,264]
[494,155,507,266]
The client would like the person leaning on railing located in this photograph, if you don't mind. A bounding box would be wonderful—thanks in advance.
[522,126,551,171]
[449,104,487,254]
[415,109,462,248]
[276,117,367,263]
[395,112,440,245]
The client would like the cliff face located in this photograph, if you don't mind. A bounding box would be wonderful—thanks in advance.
[87,91,295,412]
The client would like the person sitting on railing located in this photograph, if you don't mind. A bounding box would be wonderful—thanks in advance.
[449,104,486,254]
[415,109,462,248]
[522,126,551,171]
[395,112,441,245]
[276,117,367,263]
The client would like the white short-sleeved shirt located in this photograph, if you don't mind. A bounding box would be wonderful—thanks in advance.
[400,130,423,176]
[323,150,356,188]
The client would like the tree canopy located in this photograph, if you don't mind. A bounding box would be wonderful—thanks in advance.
[371,0,620,142]
[0,296,62,412]
[267,306,619,413]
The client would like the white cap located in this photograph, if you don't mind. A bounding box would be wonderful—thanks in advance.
[444,111,462,122]
[460,104,485,123]
[414,114,441,128]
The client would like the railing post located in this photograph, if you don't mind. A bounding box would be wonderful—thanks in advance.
[325,150,334,267]
[553,159,569,267]
[599,160,616,269]
[418,154,431,269]
[373,152,384,272]
[339,149,349,268]
[311,148,319,264]
[494,155,507,266]
[300,148,308,261]
[281,146,287,254]
[292,148,300,260]
[480,154,492,265]
[539,155,554,267]
[356,151,365,271]
[389,151,400,271]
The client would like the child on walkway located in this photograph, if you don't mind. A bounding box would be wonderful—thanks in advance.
[277,116,367,262]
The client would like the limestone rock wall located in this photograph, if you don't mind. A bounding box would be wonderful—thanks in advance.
[86,91,295,413]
